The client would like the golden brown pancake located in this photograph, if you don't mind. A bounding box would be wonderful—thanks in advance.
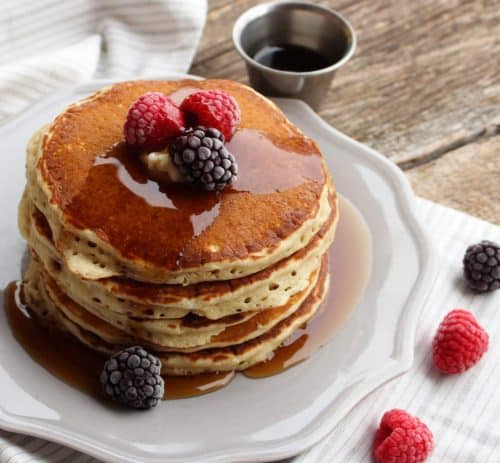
[29,79,335,284]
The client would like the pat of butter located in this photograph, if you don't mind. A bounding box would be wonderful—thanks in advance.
[139,150,185,183]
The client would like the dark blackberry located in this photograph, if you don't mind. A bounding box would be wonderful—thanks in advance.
[100,346,164,409]
[463,240,500,293]
[170,126,238,191]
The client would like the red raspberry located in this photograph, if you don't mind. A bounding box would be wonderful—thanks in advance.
[124,92,185,149]
[374,409,433,463]
[180,90,241,141]
[432,309,489,374]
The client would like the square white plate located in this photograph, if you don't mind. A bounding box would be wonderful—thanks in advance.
[0,75,437,463]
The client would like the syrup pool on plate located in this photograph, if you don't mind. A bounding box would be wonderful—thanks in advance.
[4,281,234,400]
[4,195,371,399]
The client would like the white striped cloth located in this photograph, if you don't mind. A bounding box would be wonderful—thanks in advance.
[0,0,207,123]
[1,199,498,462]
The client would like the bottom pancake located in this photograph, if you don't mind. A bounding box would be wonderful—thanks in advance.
[23,256,330,375]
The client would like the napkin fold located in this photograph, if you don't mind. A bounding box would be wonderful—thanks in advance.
[0,0,207,123]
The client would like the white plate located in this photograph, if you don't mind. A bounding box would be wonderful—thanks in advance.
[0,75,437,463]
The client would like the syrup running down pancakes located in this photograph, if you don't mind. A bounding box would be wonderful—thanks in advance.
[14,79,342,394]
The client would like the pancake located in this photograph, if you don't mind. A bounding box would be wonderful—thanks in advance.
[21,190,336,321]
[23,257,329,375]
[26,79,335,285]
[38,257,322,352]
[18,78,337,378]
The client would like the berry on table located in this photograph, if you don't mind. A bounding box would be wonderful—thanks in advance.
[180,90,241,141]
[432,309,489,374]
[100,346,164,409]
[374,409,433,463]
[463,240,500,293]
[124,92,185,150]
[170,126,238,191]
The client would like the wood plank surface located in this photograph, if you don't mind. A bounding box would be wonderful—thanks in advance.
[190,0,500,224]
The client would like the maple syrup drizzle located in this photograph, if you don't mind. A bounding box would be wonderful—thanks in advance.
[63,125,323,270]
[93,145,221,239]
[4,197,370,398]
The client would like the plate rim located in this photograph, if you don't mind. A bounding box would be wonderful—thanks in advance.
[0,75,438,463]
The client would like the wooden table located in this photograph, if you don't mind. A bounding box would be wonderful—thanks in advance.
[191,0,500,225]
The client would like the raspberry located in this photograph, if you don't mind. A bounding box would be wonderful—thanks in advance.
[463,240,500,293]
[180,90,241,140]
[374,409,433,463]
[432,309,489,374]
[124,92,185,150]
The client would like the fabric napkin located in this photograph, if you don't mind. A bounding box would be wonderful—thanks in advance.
[1,2,499,462]
[0,0,206,124]
[292,200,500,463]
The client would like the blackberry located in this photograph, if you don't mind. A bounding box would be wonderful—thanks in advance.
[100,346,164,409]
[170,126,238,191]
[463,240,500,293]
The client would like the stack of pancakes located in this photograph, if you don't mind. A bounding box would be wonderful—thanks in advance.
[18,80,338,375]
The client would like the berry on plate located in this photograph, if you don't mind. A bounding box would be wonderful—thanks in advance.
[463,240,500,293]
[170,126,238,191]
[432,309,489,374]
[374,409,433,463]
[180,90,241,141]
[124,92,185,150]
[100,346,164,409]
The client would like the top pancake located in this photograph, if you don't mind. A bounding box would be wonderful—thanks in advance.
[33,80,334,284]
